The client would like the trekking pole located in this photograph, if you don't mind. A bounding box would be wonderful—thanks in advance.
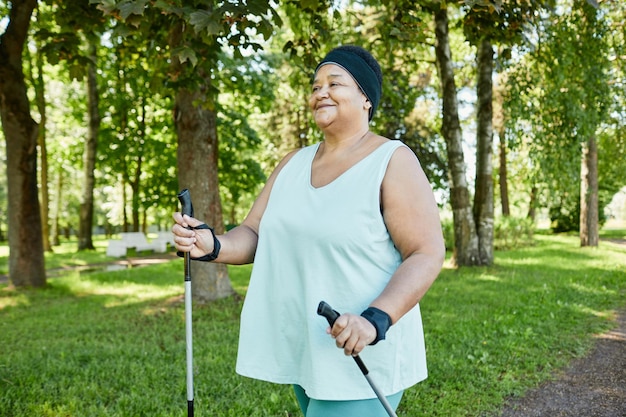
[317,301,398,417]
[178,189,194,417]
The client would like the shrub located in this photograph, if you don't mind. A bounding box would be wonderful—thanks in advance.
[440,216,535,252]
[495,216,535,250]
[440,218,455,252]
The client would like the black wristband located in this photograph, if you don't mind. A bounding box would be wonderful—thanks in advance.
[176,223,221,262]
[361,307,392,345]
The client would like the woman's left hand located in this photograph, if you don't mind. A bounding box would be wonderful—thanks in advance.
[328,313,376,356]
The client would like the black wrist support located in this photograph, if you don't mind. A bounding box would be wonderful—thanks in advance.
[177,223,221,262]
[361,307,392,345]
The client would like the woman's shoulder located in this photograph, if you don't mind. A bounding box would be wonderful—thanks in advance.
[368,136,410,159]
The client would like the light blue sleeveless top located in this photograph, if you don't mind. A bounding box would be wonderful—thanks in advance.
[236,140,427,400]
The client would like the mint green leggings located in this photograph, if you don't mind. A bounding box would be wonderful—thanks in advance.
[293,385,403,417]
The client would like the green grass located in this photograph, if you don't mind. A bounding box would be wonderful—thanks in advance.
[0,233,625,416]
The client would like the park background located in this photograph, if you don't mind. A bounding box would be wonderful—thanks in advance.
[1,0,625,416]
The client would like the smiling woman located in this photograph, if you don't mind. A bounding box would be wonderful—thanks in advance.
[172,44,445,417]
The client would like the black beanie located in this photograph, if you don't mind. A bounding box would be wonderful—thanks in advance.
[316,45,383,121]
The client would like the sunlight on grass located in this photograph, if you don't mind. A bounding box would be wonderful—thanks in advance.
[0,291,30,310]
[475,274,502,282]
[80,280,180,300]
[55,270,182,307]
[569,282,615,296]
[570,304,614,319]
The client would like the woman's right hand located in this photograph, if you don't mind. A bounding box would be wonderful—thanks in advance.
[172,212,215,259]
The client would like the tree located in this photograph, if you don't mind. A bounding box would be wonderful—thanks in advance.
[217,52,272,226]
[364,2,449,191]
[25,8,53,252]
[493,72,510,216]
[462,0,556,264]
[78,38,99,250]
[505,1,612,245]
[98,35,169,233]
[93,0,281,302]
[472,37,495,264]
[27,2,109,251]
[432,3,480,266]
[572,3,610,246]
[0,0,46,287]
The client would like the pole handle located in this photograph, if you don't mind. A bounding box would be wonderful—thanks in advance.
[317,301,340,327]
[318,301,370,375]
[178,188,194,218]
[316,300,396,417]
[178,189,193,283]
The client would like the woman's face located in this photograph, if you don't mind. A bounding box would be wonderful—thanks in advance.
[309,64,370,129]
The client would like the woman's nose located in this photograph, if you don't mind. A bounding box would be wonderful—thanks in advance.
[314,85,329,98]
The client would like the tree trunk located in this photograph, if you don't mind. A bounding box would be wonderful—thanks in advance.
[130,100,145,233]
[32,42,52,252]
[580,136,599,247]
[527,186,538,220]
[51,167,63,246]
[498,129,510,217]
[170,22,234,302]
[78,42,99,250]
[473,38,495,265]
[0,0,46,287]
[493,69,509,218]
[433,5,479,266]
[122,177,129,232]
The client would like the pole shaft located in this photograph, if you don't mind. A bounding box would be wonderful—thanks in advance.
[185,256,194,416]
[179,189,195,417]
[363,373,397,417]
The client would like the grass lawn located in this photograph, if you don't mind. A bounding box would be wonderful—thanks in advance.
[0,232,625,416]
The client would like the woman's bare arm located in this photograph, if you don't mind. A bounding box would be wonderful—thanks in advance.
[331,145,445,355]
[172,149,299,265]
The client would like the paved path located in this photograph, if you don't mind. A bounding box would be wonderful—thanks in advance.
[499,310,626,417]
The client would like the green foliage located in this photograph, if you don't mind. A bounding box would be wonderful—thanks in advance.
[503,1,615,217]
[363,4,449,189]
[3,0,624,267]
[443,215,535,251]
[494,215,535,250]
[463,0,555,47]
[280,0,337,69]
[1,235,624,416]
[441,218,455,252]
[97,33,177,230]
[549,191,610,233]
[93,0,281,62]
[598,124,626,208]
[549,200,580,233]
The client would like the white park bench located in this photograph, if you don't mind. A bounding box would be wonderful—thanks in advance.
[106,231,173,257]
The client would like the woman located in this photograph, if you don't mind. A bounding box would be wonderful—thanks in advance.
[172,45,445,417]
